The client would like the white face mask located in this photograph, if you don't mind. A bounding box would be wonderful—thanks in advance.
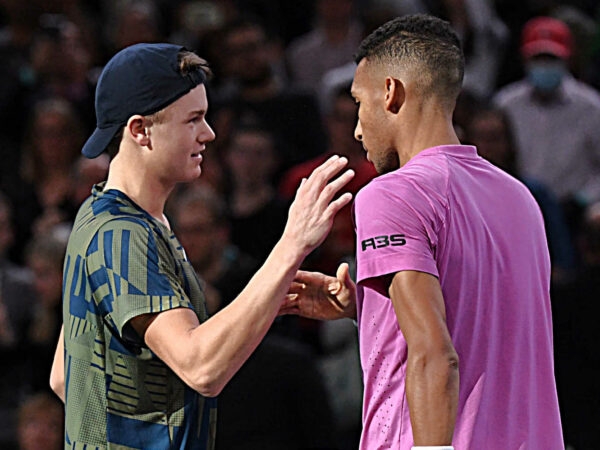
[525,59,567,93]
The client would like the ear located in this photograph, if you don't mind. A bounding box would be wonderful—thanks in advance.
[384,77,404,114]
[126,115,151,148]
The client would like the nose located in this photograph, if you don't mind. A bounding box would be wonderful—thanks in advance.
[354,120,363,142]
[201,120,216,143]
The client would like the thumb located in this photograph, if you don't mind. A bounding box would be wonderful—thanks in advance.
[335,262,354,291]
[327,263,349,295]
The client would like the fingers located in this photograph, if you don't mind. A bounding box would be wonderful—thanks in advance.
[302,155,351,195]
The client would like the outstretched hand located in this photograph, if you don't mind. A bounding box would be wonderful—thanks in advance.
[280,262,357,320]
[282,155,354,258]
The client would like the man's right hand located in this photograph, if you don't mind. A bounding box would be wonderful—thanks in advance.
[280,262,357,320]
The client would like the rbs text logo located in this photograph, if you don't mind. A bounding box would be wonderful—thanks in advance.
[361,234,407,251]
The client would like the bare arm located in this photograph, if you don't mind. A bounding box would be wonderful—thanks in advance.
[389,270,459,445]
[50,325,65,403]
[131,156,354,397]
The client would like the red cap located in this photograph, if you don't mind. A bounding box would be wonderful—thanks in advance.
[520,17,573,60]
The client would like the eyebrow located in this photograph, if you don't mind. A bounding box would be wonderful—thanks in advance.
[188,109,207,118]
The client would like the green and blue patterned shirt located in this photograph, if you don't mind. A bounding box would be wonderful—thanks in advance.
[62,183,216,449]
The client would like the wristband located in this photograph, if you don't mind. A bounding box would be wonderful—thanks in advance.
[411,447,454,450]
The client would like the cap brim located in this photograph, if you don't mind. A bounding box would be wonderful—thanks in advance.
[82,123,123,158]
[521,41,570,59]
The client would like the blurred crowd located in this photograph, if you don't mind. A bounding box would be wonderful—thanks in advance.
[0,0,599,449]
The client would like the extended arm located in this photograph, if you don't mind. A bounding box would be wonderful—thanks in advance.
[50,325,65,403]
[131,156,354,397]
[389,270,458,445]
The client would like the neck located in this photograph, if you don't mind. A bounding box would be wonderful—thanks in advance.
[398,100,460,166]
[104,154,172,227]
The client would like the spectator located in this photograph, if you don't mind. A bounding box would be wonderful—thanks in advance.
[493,16,600,236]
[169,184,259,314]
[20,97,85,235]
[105,0,164,53]
[28,14,96,130]
[168,184,336,450]
[223,123,288,264]
[214,332,336,450]
[286,0,363,93]
[280,82,377,274]
[212,17,328,174]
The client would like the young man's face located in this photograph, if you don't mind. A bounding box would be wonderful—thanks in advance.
[147,84,216,185]
[351,60,399,174]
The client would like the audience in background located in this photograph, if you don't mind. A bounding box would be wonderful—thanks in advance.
[286,0,363,93]
[279,82,377,274]
[0,192,37,449]
[23,224,70,390]
[169,184,259,314]
[223,123,289,264]
[1,2,600,449]
[211,17,328,174]
[19,97,85,235]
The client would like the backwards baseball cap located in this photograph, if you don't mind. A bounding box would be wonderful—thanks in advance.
[82,43,207,158]
[520,16,573,60]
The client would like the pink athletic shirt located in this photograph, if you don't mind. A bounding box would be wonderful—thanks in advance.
[353,145,563,450]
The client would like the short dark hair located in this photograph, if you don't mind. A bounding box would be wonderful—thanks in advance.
[355,14,464,103]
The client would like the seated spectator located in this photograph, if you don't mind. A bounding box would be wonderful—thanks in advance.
[169,184,259,314]
[493,16,600,237]
[223,123,288,265]
[212,17,327,174]
[286,0,363,93]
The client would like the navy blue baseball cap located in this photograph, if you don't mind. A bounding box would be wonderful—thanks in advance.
[82,43,207,158]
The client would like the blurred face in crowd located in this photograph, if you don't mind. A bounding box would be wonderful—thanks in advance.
[34,106,81,170]
[226,129,279,187]
[525,54,568,94]
[175,205,225,272]
[467,110,512,171]
[224,24,272,85]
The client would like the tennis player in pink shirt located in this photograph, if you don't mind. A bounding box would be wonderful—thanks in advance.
[281,14,563,450]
